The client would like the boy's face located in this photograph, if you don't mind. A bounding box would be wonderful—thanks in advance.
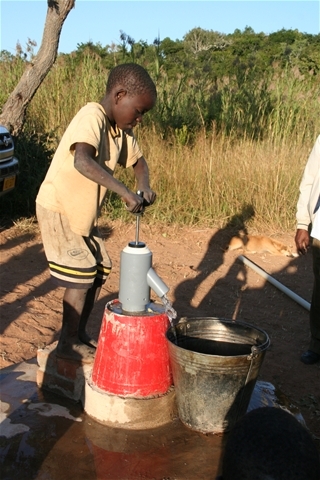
[113,91,155,131]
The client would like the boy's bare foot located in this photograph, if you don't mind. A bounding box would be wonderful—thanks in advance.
[56,341,96,364]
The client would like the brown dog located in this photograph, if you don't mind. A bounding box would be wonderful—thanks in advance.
[227,234,298,257]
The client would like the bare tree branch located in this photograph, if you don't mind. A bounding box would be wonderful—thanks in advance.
[0,0,75,135]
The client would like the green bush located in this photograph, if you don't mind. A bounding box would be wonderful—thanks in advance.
[0,129,53,222]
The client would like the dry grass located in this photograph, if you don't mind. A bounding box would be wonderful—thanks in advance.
[12,216,38,234]
[128,128,311,233]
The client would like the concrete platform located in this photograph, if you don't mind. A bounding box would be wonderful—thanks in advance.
[37,341,93,402]
[0,356,306,480]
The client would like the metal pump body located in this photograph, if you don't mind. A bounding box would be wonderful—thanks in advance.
[118,192,169,314]
[119,240,169,313]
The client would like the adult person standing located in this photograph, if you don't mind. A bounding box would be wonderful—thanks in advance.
[295,135,320,365]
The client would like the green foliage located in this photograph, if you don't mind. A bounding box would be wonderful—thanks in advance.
[268,28,301,45]
[0,129,54,221]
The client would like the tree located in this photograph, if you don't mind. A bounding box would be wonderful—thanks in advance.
[183,28,231,55]
[0,0,75,136]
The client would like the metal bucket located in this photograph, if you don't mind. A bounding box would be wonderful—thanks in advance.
[166,317,270,433]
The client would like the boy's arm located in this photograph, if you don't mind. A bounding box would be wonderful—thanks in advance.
[132,157,157,205]
[74,142,144,213]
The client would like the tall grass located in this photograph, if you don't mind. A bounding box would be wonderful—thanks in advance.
[131,128,310,232]
[0,53,319,232]
[26,54,108,141]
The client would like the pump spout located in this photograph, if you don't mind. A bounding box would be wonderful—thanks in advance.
[147,268,169,299]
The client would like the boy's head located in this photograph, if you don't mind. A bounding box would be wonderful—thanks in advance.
[107,63,157,100]
[221,406,320,480]
[105,63,157,131]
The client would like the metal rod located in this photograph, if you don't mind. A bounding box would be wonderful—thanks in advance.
[135,190,144,245]
[238,255,311,311]
[135,214,140,245]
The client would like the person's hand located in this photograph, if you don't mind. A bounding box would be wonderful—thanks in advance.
[295,229,310,255]
[123,191,144,213]
[141,188,156,206]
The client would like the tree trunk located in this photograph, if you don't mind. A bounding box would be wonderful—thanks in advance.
[0,0,75,136]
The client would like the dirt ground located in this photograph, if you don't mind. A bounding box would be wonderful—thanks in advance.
[1,219,319,449]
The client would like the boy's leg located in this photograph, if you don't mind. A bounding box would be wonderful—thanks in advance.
[57,287,96,360]
[76,230,112,348]
[78,279,102,348]
[36,206,111,360]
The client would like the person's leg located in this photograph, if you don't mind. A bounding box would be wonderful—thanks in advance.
[76,229,112,348]
[78,279,102,348]
[301,237,320,364]
[36,206,111,360]
[309,237,320,354]
[56,287,96,360]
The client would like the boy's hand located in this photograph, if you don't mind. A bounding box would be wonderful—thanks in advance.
[123,191,145,213]
[141,188,156,206]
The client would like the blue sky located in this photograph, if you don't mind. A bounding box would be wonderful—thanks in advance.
[1,0,319,55]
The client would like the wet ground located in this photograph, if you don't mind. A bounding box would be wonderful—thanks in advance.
[0,358,305,480]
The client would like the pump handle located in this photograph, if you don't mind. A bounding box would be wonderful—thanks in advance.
[137,190,144,199]
[135,191,144,245]
[136,190,151,211]
[135,190,144,215]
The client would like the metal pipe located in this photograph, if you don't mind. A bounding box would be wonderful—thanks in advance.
[135,214,140,245]
[238,255,311,311]
[147,268,169,299]
[135,190,144,245]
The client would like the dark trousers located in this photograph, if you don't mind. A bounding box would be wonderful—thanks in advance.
[309,237,320,354]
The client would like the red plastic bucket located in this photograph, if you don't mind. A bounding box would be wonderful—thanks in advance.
[91,300,173,397]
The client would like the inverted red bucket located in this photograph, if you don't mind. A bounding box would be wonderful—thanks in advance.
[91,300,173,397]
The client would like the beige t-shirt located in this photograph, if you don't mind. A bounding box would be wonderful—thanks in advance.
[36,102,142,236]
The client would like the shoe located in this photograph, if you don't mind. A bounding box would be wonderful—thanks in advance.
[300,350,320,365]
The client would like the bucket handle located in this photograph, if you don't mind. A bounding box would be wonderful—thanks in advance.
[245,345,261,385]
[232,345,262,425]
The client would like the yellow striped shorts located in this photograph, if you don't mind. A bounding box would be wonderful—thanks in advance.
[36,204,112,289]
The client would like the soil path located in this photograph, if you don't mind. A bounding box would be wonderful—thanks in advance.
[1,221,319,448]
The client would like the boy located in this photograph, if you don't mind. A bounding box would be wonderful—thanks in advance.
[36,63,157,363]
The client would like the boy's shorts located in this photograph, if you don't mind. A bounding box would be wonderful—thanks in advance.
[36,204,112,289]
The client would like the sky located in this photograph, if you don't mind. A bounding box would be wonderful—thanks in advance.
[1,0,319,56]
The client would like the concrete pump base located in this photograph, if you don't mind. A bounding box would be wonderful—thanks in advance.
[83,372,177,429]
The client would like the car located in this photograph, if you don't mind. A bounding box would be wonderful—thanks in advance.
[0,125,19,196]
